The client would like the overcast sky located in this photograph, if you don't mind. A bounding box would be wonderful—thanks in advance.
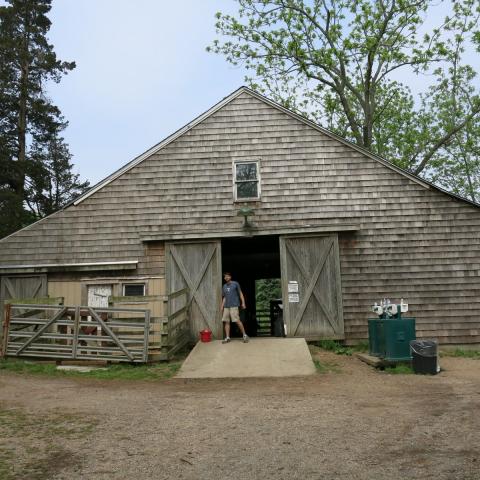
[3,1,479,186]
[46,0,245,185]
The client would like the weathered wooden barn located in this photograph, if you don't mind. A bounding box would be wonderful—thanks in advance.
[1,87,479,361]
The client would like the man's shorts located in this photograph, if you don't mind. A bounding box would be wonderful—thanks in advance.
[222,307,240,323]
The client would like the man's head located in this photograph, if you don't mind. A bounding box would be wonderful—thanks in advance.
[223,272,232,282]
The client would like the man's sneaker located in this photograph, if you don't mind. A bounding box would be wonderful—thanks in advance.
[243,334,249,343]
[222,337,231,344]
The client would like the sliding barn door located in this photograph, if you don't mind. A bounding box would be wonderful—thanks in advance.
[166,241,222,340]
[280,235,344,339]
[0,275,48,344]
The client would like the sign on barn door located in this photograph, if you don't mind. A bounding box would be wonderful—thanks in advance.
[280,235,344,339]
[166,241,222,340]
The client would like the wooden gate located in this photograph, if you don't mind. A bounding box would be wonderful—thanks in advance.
[3,303,151,362]
[280,235,344,339]
[166,241,222,340]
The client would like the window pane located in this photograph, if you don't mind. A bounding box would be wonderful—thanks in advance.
[237,181,258,198]
[124,284,145,296]
[236,163,257,181]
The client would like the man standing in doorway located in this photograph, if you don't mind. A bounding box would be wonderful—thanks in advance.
[221,272,249,343]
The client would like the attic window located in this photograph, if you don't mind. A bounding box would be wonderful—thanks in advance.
[123,283,145,296]
[234,161,260,201]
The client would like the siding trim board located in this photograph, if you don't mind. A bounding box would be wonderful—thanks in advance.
[0,260,138,274]
[142,224,359,242]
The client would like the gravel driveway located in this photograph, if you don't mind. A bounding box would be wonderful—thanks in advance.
[0,351,479,480]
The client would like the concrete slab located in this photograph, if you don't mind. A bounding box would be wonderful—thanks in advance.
[176,338,316,378]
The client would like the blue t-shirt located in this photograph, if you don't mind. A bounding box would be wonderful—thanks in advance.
[222,281,242,308]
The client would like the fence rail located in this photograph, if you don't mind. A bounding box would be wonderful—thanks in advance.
[2,303,151,363]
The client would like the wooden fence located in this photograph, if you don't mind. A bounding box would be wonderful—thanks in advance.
[151,287,190,361]
[1,287,191,363]
[2,303,151,363]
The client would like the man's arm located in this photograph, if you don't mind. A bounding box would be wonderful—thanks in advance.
[239,289,246,309]
[221,296,225,311]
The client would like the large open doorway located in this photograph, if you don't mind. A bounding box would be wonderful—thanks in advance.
[221,235,281,337]
[166,234,345,341]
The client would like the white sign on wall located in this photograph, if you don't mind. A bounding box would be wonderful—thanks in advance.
[288,281,299,293]
[288,293,300,303]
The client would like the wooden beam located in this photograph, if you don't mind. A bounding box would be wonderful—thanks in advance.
[143,224,359,242]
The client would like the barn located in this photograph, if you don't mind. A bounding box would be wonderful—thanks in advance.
[1,87,479,361]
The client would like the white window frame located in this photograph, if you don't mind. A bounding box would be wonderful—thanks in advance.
[233,160,261,201]
[122,283,146,297]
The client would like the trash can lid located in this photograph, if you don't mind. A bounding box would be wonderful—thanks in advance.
[410,339,438,357]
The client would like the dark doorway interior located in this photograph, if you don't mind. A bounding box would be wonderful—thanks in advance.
[221,235,281,337]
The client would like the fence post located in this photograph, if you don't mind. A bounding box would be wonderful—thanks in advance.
[143,310,151,363]
[1,303,11,358]
[72,306,80,359]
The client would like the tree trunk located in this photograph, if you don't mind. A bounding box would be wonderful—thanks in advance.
[16,6,31,200]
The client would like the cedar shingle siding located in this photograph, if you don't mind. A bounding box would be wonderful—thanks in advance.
[1,89,479,344]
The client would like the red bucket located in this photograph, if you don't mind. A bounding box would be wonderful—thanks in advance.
[199,329,212,343]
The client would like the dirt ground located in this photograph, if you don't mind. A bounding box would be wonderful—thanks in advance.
[0,351,479,480]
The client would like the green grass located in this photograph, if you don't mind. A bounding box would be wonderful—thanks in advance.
[313,359,342,374]
[440,348,480,359]
[314,339,368,356]
[0,358,183,380]
[383,364,414,374]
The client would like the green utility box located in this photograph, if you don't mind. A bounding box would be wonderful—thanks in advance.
[368,317,416,361]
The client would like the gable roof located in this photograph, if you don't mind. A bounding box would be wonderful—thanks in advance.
[72,86,480,209]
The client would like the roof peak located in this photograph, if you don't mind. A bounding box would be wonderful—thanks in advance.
[70,85,479,209]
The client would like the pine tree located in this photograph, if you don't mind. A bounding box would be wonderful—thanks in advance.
[0,0,88,238]
[26,132,90,217]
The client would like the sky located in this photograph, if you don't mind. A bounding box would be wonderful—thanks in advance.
[2,1,479,186]
[45,0,246,185]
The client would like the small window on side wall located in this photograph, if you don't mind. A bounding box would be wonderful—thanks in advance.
[234,161,260,201]
[123,284,145,297]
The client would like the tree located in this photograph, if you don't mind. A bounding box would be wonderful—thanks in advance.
[256,278,282,312]
[209,0,480,199]
[0,0,88,238]
[26,132,90,217]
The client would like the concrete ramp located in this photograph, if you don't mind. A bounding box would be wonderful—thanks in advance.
[176,338,316,378]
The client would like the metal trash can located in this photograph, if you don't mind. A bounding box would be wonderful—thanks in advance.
[410,340,439,374]
[270,299,285,337]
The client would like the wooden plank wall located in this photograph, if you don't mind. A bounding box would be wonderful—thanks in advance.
[137,243,165,276]
[0,91,479,344]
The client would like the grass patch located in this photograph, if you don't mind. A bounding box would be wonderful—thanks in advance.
[81,362,182,380]
[0,358,183,381]
[383,363,414,374]
[440,348,480,359]
[313,359,342,374]
[314,339,368,356]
